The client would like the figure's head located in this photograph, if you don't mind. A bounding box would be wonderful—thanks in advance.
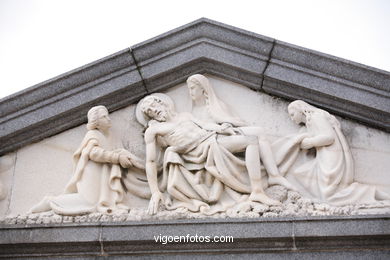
[140,95,170,122]
[287,100,310,124]
[186,74,210,101]
[87,105,111,131]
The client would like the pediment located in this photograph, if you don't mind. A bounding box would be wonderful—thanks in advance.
[0,18,389,156]
[0,73,389,258]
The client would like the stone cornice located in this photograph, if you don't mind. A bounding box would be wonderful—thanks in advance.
[0,215,389,258]
[0,18,389,155]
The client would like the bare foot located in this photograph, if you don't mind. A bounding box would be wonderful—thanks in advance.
[249,192,281,205]
[268,176,296,191]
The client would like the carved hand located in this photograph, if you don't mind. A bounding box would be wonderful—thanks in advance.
[119,154,133,168]
[118,150,145,170]
[148,191,164,215]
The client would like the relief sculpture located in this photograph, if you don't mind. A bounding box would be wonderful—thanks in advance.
[30,106,146,215]
[18,74,389,223]
[283,100,390,205]
[186,74,297,191]
[137,94,280,215]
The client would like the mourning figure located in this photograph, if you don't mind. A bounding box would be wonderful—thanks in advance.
[285,100,390,205]
[30,105,144,215]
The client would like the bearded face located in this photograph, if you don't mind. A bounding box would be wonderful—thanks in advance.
[141,97,169,122]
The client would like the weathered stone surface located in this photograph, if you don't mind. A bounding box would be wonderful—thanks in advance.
[4,77,390,216]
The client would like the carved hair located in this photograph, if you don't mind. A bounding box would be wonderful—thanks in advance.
[135,93,175,127]
[288,100,340,128]
[187,74,246,127]
[140,95,166,116]
[87,105,108,130]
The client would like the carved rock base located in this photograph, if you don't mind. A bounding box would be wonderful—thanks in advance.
[2,186,389,225]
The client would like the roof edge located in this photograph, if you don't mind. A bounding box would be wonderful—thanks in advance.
[0,18,389,155]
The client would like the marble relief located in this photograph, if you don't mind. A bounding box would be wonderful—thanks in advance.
[30,106,146,215]
[6,74,388,223]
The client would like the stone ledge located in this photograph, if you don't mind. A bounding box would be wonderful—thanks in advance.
[264,40,390,131]
[0,215,389,258]
[0,18,389,156]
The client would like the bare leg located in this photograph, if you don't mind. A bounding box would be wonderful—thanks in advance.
[240,127,296,190]
[246,143,281,205]
[258,139,296,190]
[218,135,280,205]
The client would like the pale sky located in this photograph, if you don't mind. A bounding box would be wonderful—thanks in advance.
[0,0,389,99]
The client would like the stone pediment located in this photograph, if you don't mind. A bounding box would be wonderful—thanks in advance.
[0,18,390,258]
[0,18,389,156]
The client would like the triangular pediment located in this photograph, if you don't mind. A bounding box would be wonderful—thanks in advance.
[0,18,389,155]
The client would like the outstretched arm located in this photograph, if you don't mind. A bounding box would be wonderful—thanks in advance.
[115,149,145,170]
[88,140,120,163]
[88,140,133,167]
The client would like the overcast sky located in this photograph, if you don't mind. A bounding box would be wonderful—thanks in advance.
[0,0,389,99]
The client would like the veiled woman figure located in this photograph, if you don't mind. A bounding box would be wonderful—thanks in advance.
[30,106,144,215]
[186,74,295,190]
[287,100,390,205]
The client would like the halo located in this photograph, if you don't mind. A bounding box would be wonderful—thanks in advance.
[135,93,175,127]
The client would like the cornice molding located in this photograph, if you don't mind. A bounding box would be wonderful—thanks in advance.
[0,216,389,258]
[0,18,389,155]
